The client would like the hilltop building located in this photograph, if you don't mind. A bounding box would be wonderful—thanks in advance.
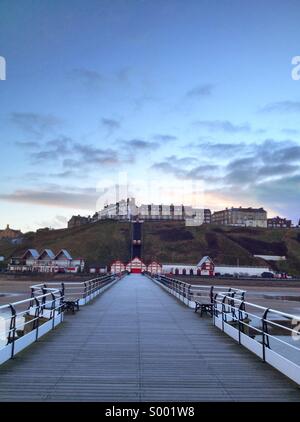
[267,216,292,228]
[66,202,296,231]
[98,198,138,220]
[0,224,22,240]
[68,215,92,229]
[97,198,211,226]
[212,207,267,228]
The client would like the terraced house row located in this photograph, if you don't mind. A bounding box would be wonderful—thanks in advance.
[68,199,294,229]
[8,248,85,273]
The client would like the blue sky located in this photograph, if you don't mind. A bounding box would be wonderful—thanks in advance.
[0,0,300,231]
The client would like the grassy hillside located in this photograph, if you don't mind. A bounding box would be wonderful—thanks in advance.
[1,220,300,275]
[0,220,131,266]
[142,222,300,275]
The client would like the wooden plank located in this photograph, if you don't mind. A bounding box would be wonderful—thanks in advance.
[0,274,299,402]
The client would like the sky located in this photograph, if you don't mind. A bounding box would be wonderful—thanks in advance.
[0,0,300,232]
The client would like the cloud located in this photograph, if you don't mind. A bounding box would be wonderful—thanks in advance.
[281,128,299,135]
[71,68,104,89]
[38,215,68,229]
[152,138,300,190]
[64,141,135,170]
[25,135,131,170]
[70,67,131,92]
[0,188,98,210]
[163,155,198,166]
[49,170,78,178]
[225,157,259,184]
[211,173,300,220]
[254,174,300,203]
[71,143,123,166]
[186,84,214,98]
[31,150,57,163]
[10,112,62,137]
[101,118,121,134]
[116,67,131,84]
[257,164,299,177]
[15,141,40,148]
[118,139,160,151]
[133,95,159,111]
[194,120,251,133]
[260,101,300,113]
[191,141,247,155]
[152,134,177,143]
[151,155,218,180]
[223,140,300,184]
[30,136,73,163]
[267,144,300,164]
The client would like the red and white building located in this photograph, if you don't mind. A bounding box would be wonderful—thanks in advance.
[126,257,147,273]
[162,256,215,276]
[147,261,162,275]
[197,256,215,276]
[110,260,126,274]
[162,256,273,277]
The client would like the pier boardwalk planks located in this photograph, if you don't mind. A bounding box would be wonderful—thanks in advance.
[0,274,299,401]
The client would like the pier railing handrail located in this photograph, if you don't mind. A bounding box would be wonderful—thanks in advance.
[0,287,61,310]
[214,291,300,341]
[0,273,124,362]
[0,285,64,353]
[154,274,246,302]
[215,290,300,320]
[151,274,300,384]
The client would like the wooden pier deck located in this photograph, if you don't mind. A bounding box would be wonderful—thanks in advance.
[0,274,299,402]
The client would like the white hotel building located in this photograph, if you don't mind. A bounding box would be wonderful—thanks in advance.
[97,198,210,226]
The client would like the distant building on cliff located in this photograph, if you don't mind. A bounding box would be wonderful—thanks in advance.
[212,207,267,228]
[67,215,92,228]
[0,224,23,240]
[97,197,211,226]
[267,216,292,228]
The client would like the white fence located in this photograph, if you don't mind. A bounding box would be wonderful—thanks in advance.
[0,273,123,366]
[151,274,300,386]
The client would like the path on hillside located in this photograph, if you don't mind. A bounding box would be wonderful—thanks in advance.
[0,274,299,401]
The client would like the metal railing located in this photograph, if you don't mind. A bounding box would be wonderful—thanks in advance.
[30,273,122,305]
[0,285,64,362]
[214,291,300,384]
[151,274,246,305]
[0,272,124,364]
[150,274,300,385]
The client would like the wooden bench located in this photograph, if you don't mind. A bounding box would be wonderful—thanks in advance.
[195,300,213,317]
[63,299,80,314]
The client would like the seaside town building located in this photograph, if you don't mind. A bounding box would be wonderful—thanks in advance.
[8,248,85,273]
[110,258,162,275]
[212,207,267,228]
[109,256,273,277]
[95,197,211,226]
[0,224,23,240]
[68,215,92,229]
[162,256,272,277]
[67,200,295,230]
[267,216,292,228]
